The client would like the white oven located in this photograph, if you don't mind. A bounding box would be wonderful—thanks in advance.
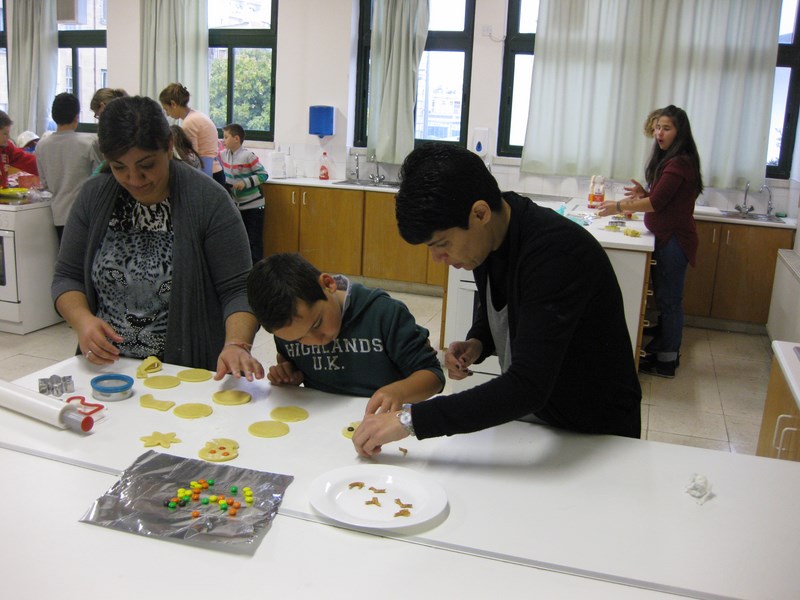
[444,268,501,392]
[0,201,61,334]
[0,229,19,303]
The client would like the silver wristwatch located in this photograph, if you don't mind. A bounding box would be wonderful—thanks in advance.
[397,403,416,437]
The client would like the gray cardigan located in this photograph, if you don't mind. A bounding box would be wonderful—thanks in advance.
[52,160,254,370]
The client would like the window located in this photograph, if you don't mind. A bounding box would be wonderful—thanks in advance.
[354,0,475,148]
[57,0,107,128]
[497,0,538,157]
[501,0,798,178]
[208,0,277,142]
[0,0,7,113]
[769,0,800,178]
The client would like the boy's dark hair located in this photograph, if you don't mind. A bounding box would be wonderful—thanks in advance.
[0,110,13,129]
[395,142,502,245]
[223,123,245,142]
[98,96,171,161]
[51,92,80,125]
[247,253,327,332]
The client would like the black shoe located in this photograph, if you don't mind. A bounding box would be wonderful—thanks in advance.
[642,324,661,337]
[638,355,677,378]
[640,352,681,368]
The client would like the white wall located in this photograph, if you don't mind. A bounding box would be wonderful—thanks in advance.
[102,0,799,217]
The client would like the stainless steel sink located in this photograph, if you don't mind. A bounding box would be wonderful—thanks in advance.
[332,179,401,189]
[717,210,784,223]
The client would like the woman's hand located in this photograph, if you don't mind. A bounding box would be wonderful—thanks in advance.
[596,200,620,217]
[444,339,482,380]
[624,179,647,200]
[214,343,265,381]
[77,315,123,365]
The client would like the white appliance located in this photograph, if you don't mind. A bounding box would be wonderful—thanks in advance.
[0,201,62,334]
[767,249,800,343]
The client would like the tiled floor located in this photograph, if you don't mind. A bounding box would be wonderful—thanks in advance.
[0,292,771,455]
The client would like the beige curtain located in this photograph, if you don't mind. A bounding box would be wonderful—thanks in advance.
[9,0,58,137]
[367,0,429,164]
[522,0,781,188]
[140,0,209,113]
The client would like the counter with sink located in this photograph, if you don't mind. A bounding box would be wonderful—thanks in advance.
[693,204,797,229]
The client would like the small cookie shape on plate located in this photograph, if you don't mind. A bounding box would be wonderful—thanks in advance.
[140,431,181,448]
[198,438,239,462]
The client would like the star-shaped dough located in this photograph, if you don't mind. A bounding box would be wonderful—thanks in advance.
[139,431,182,448]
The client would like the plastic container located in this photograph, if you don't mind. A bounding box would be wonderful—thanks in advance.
[588,175,605,209]
[319,151,331,180]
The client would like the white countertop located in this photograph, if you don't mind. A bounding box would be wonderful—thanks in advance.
[693,204,797,229]
[2,356,800,599]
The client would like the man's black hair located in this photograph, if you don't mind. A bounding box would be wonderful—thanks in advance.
[395,142,502,245]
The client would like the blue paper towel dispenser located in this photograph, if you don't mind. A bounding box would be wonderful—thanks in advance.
[309,105,335,138]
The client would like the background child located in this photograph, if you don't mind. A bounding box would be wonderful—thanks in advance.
[247,253,444,414]
[220,123,269,263]
[0,110,38,188]
[170,125,202,169]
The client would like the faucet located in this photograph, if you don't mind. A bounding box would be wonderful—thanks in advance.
[350,153,360,181]
[368,152,385,184]
[735,180,754,215]
[761,184,773,215]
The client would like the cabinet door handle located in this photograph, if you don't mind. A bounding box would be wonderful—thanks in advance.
[650,259,657,266]
[772,414,793,450]
[646,289,654,296]
[642,320,650,328]
[291,191,296,205]
[711,228,716,244]
[726,230,730,245]
[302,191,308,206]
[777,426,798,459]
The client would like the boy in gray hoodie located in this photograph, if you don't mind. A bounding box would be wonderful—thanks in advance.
[247,253,444,414]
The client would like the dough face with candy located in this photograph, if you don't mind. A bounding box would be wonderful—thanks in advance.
[198,438,239,462]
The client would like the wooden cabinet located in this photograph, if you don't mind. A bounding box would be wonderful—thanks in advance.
[362,191,447,287]
[683,221,794,323]
[362,191,429,282]
[263,185,364,275]
[757,356,800,461]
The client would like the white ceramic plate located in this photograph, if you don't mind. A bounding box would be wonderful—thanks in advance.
[308,464,448,529]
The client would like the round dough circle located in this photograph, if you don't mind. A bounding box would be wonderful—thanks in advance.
[173,403,214,419]
[143,375,181,389]
[270,406,309,422]
[342,421,361,439]
[177,368,213,382]
[212,390,252,406]
[248,420,290,438]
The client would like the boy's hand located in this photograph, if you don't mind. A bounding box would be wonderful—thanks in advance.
[214,346,265,382]
[267,358,304,386]
[444,339,482,380]
[365,383,405,414]
[232,181,245,191]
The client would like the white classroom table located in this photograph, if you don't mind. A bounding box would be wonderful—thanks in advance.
[2,356,799,599]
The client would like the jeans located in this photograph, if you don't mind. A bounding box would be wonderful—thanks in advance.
[646,235,688,362]
[240,207,265,265]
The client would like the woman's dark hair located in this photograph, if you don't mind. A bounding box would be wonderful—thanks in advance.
[170,125,199,163]
[158,83,191,108]
[395,143,502,245]
[98,96,172,161]
[645,105,704,194]
[247,253,327,333]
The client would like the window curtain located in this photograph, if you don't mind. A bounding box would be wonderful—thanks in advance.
[367,0,428,165]
[521,0,780,189]
[140,0,209,113]
[8,0,57,137]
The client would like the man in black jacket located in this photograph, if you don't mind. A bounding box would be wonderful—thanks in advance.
[353,143,642,458]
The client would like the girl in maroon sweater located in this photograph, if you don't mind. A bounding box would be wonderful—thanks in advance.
[600,105,703,378]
